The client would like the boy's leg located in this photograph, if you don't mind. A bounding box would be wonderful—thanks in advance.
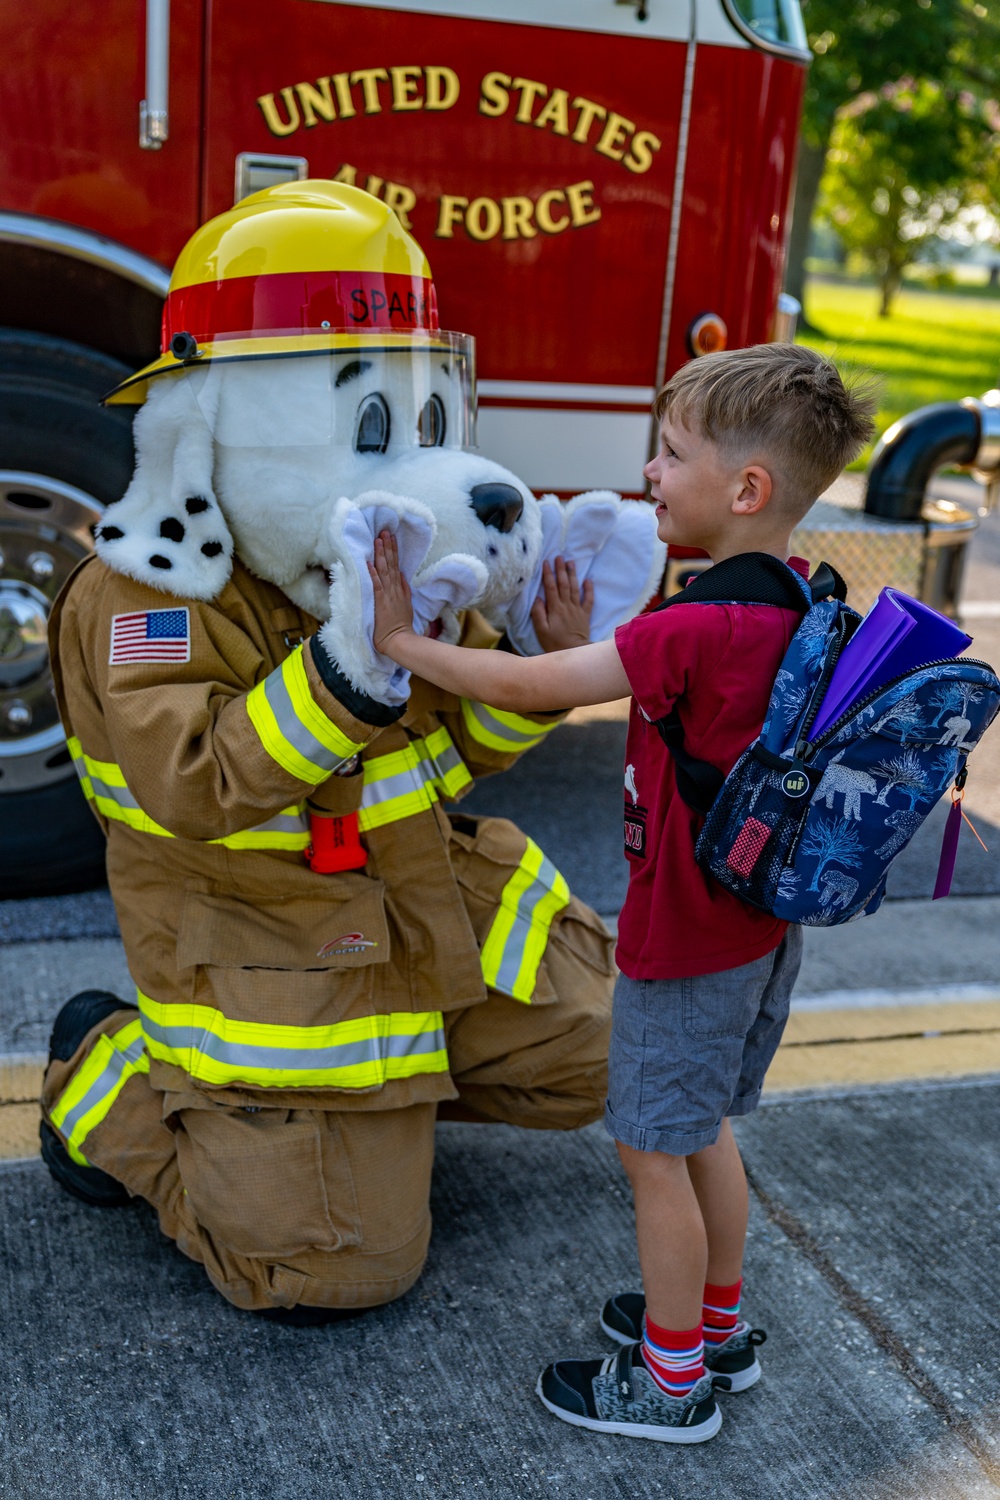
[601,937,802,1389]
[616,1142,707,1330]
[687,1119,749,1288]
[617,1117,748,1328]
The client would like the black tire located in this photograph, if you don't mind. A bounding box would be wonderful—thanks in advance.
[0,330,138,897]
[0,778,108,897]
[0,330,135,502]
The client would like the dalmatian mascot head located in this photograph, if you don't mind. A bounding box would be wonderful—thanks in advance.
[98,182,664,696]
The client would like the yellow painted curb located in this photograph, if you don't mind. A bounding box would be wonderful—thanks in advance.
[770,1001,1000,1093]
[0,1055,45,1162]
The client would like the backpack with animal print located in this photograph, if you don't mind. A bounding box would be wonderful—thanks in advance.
[654,553,1000,927]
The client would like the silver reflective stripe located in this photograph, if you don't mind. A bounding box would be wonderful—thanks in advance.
[87,771,143,813]
[263,664,351,774]
[493,854,564,997]
[464,700,542,747]
[247,808,310,836]
[52,1029,146,1142]
[361,761,433,811]
[141,1013,446,1073]
[423,738,465,784]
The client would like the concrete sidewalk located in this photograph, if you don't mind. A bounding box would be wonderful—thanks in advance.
[0,1077,998,1499]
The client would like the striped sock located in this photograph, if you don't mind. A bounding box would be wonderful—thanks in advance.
[702,1279,742,1349]
[641,1318,705,1399]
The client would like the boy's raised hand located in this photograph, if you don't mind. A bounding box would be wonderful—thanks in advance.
[530,557,594,653]
[370,530,415,655]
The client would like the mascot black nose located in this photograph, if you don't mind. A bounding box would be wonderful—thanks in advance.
[470,483,524,533]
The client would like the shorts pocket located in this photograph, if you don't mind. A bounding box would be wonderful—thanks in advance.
[681,961,769,1041]
[175,1104,362,1259]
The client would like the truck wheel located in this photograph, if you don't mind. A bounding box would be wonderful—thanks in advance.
[0,331,137,896]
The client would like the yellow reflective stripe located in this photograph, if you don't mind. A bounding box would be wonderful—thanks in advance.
[283,646,362,762]
[49,1018,149,1165]
[480,838,570,1004]
[78,750,176,836]
[358,785,436,832]
[137,992,449,1091]
[357,728,472,831]
[214,828,311,851]
[66,735,93,798]
[211,805,311,851]
[247,645,364,785]
[460,699,559,754]
[71,738,309,849]
[414,725,474,798]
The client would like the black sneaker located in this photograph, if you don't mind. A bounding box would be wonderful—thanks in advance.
[600,1292,766,1394]
[41,990,137,1208]
[536,1342,722,1443]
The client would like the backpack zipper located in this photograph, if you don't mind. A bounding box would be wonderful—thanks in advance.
[799,657,996,761]
[793,613,851,760]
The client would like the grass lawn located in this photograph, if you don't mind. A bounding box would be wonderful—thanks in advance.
[797,279,1000,468]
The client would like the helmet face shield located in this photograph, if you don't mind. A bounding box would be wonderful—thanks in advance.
[189,330,476,452]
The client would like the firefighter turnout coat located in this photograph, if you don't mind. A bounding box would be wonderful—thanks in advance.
[42,556,614,1312]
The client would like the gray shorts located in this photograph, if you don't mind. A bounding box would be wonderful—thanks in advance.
[605,926,803,1156]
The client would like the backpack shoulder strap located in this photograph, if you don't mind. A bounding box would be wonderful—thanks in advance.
[655,551,845,614]
[650,555,847,816]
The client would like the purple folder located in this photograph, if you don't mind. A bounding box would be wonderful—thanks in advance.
[809,588,971,741]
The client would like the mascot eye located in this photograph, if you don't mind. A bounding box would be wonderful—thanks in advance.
[417,394,446,448]
[355,393,390,454]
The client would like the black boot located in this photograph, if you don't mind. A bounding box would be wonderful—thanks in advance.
[41,989,138,1208]
[39,1121,132,1208]
[253,1305,370,1327]
[48,989,136,1062]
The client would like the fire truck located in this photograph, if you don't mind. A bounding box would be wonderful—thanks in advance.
[0,0,810,894]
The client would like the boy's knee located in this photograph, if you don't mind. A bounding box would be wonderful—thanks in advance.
[616,1139,691,1183]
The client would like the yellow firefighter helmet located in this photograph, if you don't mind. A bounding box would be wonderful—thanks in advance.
[106,180,445,405]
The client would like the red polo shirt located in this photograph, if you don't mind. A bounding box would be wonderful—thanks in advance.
[613,558,810,980]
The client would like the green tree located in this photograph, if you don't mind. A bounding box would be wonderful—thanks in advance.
[818,79,983,315]
[786,0,998,323]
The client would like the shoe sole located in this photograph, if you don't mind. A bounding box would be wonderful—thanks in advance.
[599,1317,761,1394]
[535,1375,722,1443]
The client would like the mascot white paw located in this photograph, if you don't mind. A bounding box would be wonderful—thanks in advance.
[486,490,667,656]
[319,491,487,705]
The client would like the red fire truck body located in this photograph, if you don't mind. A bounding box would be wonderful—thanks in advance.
[0,0,808,891]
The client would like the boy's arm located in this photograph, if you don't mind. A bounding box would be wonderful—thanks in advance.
[371,532,631,711]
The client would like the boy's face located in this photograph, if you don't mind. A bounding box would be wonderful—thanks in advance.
[643,411,775,557]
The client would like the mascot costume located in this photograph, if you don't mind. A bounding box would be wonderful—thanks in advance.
[40,182,664,1318]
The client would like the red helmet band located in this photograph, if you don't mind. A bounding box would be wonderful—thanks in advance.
[161,269,440,352]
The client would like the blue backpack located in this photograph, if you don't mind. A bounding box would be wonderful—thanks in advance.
[655,553,1000,927]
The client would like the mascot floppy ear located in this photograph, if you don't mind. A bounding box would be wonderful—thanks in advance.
[94,375,234,601]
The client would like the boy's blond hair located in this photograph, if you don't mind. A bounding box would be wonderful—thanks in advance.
[654,344,877,518]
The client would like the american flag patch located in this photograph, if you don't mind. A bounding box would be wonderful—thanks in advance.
[109,607,190,665]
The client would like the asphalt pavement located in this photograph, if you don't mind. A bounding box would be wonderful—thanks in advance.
[0,489,998,1498]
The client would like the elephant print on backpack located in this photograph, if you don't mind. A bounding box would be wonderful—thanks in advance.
[812,749,878,821]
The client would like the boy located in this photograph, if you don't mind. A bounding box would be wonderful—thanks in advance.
[370,343,876,1442]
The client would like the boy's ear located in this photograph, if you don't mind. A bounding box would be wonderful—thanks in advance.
[732,464,772,517]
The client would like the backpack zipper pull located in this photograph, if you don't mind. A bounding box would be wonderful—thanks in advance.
[932,768,986,900]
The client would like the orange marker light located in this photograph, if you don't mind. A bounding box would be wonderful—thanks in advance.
[687,312,728,358]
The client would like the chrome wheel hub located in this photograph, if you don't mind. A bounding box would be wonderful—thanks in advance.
[0,472,102,793]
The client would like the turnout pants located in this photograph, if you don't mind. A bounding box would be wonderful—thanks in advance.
[41,918,612,1313]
